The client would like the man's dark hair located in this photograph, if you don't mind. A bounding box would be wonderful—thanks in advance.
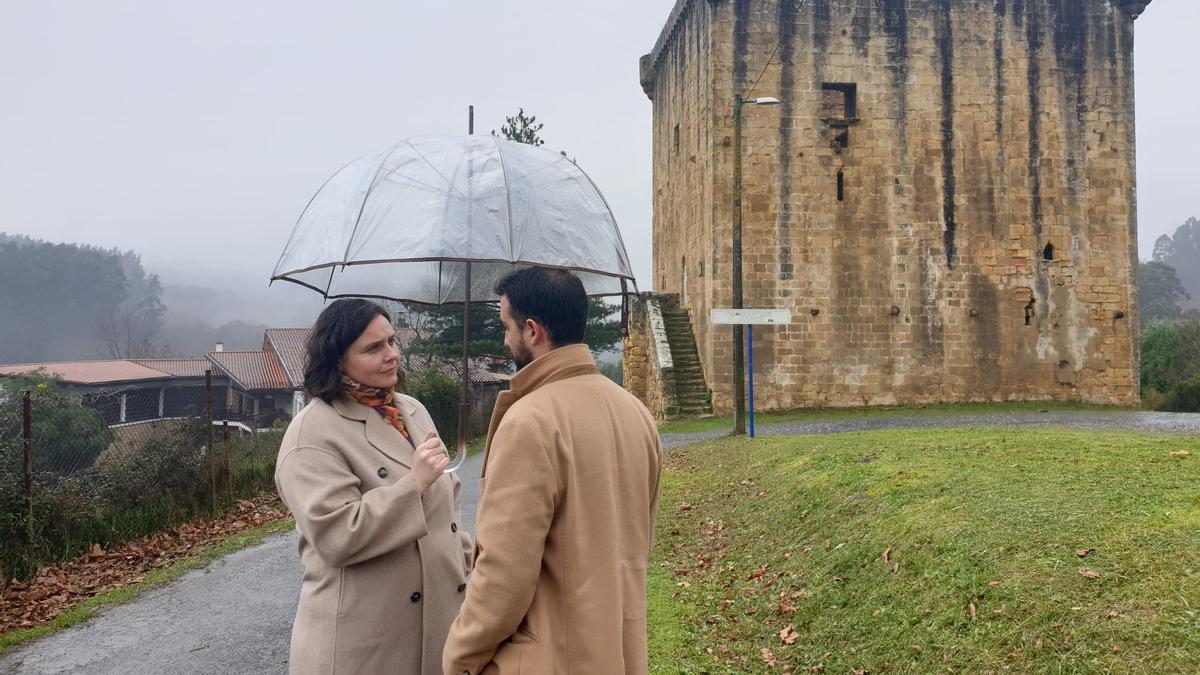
[304,298,391,403]
[494,267,587,346]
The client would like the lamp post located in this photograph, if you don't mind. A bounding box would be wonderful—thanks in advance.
[731,95,779,434]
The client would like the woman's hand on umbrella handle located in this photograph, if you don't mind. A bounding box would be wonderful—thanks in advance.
[412,431,449,494]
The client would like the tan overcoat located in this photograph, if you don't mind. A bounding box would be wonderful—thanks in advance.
[276,393,473,675]
[443,344,662,675]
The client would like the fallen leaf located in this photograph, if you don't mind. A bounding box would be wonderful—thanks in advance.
[1078,568,1101,580]
[882,547,891,564]
[1171,451,1190,459]
[968,602,977,620]
[779,625,800,644]
[761,647,779,666]
[988,580,999,588]
[1105,609,1120,619]
[1075,547,1097,558]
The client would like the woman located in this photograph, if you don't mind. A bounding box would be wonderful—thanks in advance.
[275,299,473,675]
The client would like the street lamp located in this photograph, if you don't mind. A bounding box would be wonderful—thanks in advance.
[731,95,780,434]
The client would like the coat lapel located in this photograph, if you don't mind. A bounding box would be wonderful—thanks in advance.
[333,395,415,468]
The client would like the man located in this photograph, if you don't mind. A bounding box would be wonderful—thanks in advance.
[443,268,662,674]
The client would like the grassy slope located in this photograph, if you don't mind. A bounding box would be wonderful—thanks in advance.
[648,429,1200,673]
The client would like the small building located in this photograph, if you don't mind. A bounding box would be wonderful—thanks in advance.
[0,359,227,425]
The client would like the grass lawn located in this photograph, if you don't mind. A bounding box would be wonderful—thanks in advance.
[657,401,1131,435]
[647,429,1200,673]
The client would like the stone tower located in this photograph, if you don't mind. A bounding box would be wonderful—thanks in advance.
[635,0,1150,413]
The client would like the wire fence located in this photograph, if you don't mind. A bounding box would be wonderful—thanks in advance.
[0,373,281,580]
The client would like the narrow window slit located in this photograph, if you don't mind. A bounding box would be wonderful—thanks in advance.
[837,169,845,202]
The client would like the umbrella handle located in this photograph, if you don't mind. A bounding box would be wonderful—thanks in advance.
[443,403,469,473]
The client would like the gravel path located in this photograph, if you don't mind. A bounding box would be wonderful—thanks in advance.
[661,410,1200,449]
[2,410,1197,673]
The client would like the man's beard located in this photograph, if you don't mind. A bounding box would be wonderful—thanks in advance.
[510,341,534,370]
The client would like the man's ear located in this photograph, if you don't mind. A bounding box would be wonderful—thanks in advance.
[525,318,548,346]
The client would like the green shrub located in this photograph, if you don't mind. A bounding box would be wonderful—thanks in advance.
[1140,320,1200,395]
[402,367,461,442]
[1163,374,1200,412]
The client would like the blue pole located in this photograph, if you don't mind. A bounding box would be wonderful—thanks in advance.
[748,323,755,438]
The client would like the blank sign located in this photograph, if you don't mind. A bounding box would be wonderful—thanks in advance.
[709,308,792,325]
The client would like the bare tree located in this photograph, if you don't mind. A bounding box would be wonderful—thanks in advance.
[95,308,168,359]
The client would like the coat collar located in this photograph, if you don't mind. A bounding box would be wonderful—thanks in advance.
[331,394,419,468]
[481,343,597,477]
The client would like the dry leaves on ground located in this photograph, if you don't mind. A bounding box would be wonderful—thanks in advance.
[1078,568,1102,580]
[0,495,289,634]
[1076,547,1097,558]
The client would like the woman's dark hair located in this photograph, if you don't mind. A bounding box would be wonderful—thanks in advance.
[304,298,391,403]
[494,267,587,346]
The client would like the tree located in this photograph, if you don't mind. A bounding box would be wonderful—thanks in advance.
[492,108,545,146]
[1138,261,1189,326]
[491,110,623,354]
[0,375,113,473]
[1152,217,1200,311]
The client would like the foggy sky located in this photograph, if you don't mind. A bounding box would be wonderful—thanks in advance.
[1,1,1195,327]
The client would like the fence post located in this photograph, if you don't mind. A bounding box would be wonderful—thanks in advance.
[205,370,215,514]
[22,390,33,540]
[223,420,231,505]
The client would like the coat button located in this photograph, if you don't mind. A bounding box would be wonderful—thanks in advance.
[410,592,422,603]
[377,467,388,479]
[451,522,458,533]
[457,583,466,593]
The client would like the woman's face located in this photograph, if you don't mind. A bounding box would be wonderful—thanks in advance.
[339,314,400,389]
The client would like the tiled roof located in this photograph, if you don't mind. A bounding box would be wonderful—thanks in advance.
[263,327,422,389]
[131,358,212,378]
[0,360,174,385]
[264,328,310,389]
[401,353,508,385]
[206,351,289,391]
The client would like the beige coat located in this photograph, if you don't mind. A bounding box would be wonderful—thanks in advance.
[276,393,473,675]
[443,344,662,675]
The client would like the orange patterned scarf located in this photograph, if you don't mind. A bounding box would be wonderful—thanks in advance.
[341,375,413,446]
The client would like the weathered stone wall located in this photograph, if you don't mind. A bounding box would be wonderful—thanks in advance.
[623,294,679,420]
[641,0,1141,412]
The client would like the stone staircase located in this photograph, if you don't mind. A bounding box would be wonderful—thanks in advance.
[659,301,711,418]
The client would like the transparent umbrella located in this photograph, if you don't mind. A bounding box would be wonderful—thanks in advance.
[271,134,638,470]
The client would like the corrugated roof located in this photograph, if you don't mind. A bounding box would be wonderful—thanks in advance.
[0,360,174,385]
[131,358,212,378]
[206,351,289,391]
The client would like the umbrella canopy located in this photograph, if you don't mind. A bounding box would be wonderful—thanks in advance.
[271,134,637,303]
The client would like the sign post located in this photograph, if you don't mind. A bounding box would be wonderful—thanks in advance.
[709,308,791,437]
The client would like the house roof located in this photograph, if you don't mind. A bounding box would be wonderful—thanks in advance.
[0,360,176,385]
[263,328,310,389]
[206,351,289,392]
[131,358,212,378]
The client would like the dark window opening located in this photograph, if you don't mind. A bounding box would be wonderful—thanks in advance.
[832,129,849,151]
[1024,298,1036,326]
[820,82,858,119]
[698,260,704,277]
[673,124,680,152]
[1043,242,1055,261]
[837,169,845,202]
